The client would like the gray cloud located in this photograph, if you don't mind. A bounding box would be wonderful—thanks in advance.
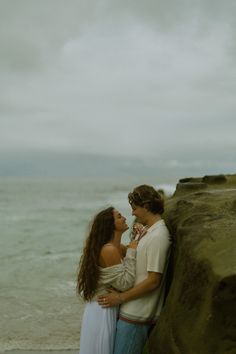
[0,0,235,175]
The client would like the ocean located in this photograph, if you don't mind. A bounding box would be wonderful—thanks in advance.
[0,177,175,352]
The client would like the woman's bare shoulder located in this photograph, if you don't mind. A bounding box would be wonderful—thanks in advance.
[99,244,122,267]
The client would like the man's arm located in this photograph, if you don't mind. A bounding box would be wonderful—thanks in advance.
[97,271,162,307]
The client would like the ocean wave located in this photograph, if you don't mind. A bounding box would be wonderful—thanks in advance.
[156,183,176,196]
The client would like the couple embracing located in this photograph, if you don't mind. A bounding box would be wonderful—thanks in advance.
[77,184,171,354]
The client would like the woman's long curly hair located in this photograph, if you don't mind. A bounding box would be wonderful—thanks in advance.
[77,206,115,301]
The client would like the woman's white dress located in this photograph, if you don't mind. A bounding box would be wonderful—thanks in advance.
[79,248,136,354]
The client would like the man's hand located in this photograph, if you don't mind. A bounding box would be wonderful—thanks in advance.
[97,288,123,308]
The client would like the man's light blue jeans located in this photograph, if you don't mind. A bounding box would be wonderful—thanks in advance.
[113,319,151,354]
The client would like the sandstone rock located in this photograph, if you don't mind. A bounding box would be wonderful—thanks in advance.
[202,174,227,184]
[149,174,236,354]
[174,182,207,196]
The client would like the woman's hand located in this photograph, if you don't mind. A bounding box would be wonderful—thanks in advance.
[131,223,147,241]
[127,240,139,249]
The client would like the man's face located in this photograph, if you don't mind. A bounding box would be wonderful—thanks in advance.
[130,203,148,225]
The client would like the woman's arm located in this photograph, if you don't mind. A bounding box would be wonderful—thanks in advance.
[98,243,137,292]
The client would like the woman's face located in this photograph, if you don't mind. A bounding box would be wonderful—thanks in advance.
[113,209,129,233]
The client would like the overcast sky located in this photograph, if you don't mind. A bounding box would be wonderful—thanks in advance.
[0,0,235,175]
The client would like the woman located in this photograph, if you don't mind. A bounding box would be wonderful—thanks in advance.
[77,206,137,354]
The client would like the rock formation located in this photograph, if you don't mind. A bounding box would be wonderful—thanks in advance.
[149,174,236,354]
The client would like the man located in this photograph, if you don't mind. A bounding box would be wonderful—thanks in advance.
[98,184,171,354]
